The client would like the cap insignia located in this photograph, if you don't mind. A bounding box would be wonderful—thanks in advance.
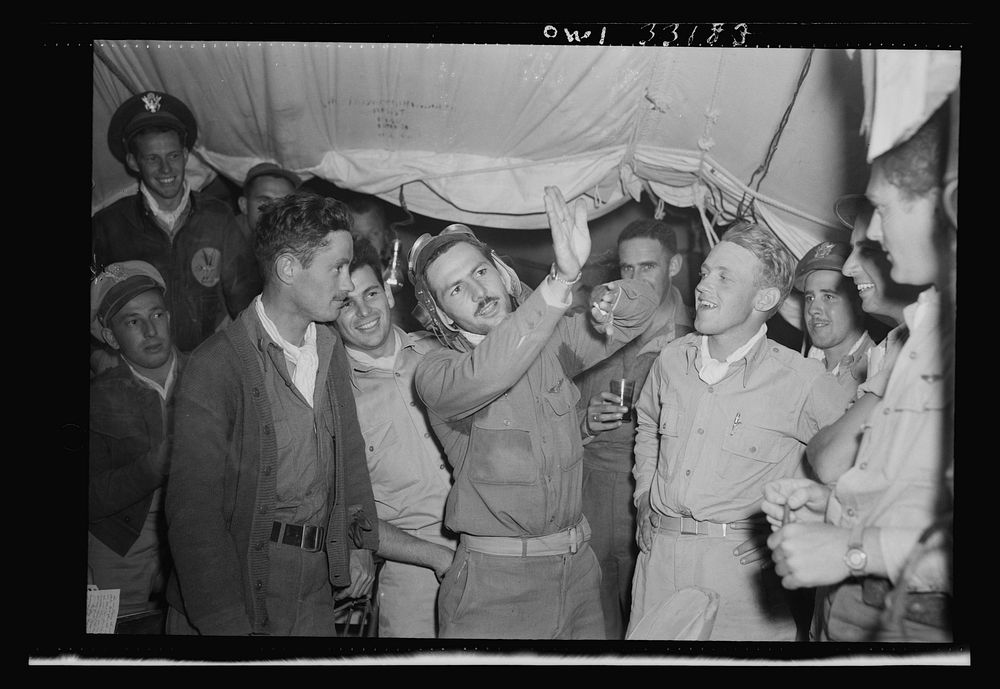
[95,264,128,287]
[141,92,162,113]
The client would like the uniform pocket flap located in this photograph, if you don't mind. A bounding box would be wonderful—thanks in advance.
[721,425,785,463]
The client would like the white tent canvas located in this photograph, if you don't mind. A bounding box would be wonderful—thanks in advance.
[94,41,958,249]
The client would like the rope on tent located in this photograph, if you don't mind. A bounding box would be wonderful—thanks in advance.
[736,49,815,224]
[93,42,141,96]
[693,181,720,248]
[391,185,415,238]
[748,49,815,194]
[653,198,665,221]
[592,182,605,208]
[693,50,727,250]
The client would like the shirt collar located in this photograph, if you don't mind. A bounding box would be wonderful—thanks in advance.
[140,180,192,232]
[807,330,870,375]
[254,294,317,356]
[685,324,769,386]
[347,329,402,373]
[244,294,327,361]
[125,348,178,400]
[904,286,939,332]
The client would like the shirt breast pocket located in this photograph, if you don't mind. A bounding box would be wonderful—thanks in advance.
[468,399,537,485]
[543,385,582,473]
[718,424,790,481]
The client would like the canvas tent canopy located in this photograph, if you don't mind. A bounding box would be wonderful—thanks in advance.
[92,41,959,289]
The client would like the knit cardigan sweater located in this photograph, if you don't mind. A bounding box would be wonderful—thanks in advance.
[164,306,378,635]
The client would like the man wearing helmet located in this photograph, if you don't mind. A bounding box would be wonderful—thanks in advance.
[409,187,658,639]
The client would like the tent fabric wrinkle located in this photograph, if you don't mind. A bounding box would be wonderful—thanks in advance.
[92,41,959,261]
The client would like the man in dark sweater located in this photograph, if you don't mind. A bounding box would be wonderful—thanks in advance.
[164,193,380,636]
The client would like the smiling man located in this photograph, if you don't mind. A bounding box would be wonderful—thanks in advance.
[164,193,380,636]
[89,261,183,625]
[794,241,874,397]
[628,221,852,640]
[839,198,927,384]
[803,199,928,485]
[92,91,261,369]
[332,236,456,637]
[409,187,658,639]
[763,105,956,643]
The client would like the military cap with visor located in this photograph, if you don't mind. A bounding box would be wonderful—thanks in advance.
[107,90,198,164]
[793,240,853,292]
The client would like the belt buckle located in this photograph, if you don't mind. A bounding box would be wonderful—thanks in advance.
[569,526,579,554]
[301,525,323,552]
[679,516,698,536]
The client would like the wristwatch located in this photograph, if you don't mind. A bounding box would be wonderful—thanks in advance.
[843,524,868,577]
[549,262,582,286]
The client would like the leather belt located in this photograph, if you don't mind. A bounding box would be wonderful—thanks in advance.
[270,521,325,552]
[461,518,591,557]
[860,576,951,629]
[651,513,767,538]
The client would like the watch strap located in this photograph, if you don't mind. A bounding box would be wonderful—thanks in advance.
[549,262,582,286]
[844,523,868,577]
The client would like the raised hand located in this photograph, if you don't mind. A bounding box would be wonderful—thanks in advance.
[544,186,590,279]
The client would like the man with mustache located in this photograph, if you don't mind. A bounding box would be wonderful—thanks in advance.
[409,187,658,639]
[89,260,183,628]
[92,91,261,373]
[164,193,380,635]
[628,221,853,640]
[794,241,875,398]
[763,104,955,642]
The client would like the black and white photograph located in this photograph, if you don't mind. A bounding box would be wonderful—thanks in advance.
[34,20,965,669]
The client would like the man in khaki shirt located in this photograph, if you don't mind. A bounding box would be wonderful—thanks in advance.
[763,103,956,643]
[795,241,875,398]
[411,187,658,639]
[629,222,852,640]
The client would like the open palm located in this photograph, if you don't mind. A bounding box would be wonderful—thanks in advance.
[544,186,591,278]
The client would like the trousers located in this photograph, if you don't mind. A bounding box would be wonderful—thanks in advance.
[437,540,605,639]
[629,527,796,640]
